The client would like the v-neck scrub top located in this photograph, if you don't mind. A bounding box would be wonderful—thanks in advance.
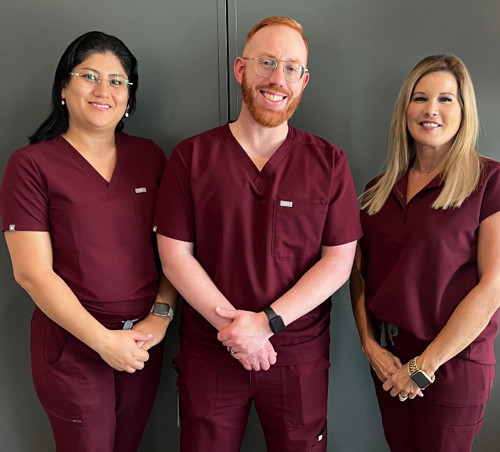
[361,157,500,365]
[0,133,166,308]
[154,124,362,364]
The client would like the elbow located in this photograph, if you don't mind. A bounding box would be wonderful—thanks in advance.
[159,255,180,283]
[12,267,37,292]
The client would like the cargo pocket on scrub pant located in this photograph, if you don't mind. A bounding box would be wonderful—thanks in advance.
[282,356,330,426]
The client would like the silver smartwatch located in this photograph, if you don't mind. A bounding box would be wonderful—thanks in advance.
[150,302,174,321]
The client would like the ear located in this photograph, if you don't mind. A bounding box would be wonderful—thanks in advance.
[233,57,245,85]
[61,82,67,102]
[301,71,310,91]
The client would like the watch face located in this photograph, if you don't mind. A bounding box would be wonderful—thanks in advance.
[153,303,170,316]
[270,316,285,334]
[411,371,432,389]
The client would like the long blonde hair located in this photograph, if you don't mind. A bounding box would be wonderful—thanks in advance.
[362,55,481,215]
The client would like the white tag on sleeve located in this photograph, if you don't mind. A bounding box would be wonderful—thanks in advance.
[280,200,293,207]
[135,187,147,193]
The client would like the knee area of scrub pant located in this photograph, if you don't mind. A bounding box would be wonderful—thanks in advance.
[175,349,251,451]
[256,355,330,452]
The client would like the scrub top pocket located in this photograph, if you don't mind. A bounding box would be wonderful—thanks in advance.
[272,196,327,260]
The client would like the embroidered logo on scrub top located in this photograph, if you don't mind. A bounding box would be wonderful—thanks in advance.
[135,187,147,193]
[280,200,293,208]
[9,224,15,231]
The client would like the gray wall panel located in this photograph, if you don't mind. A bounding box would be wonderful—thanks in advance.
[229,1,500,451]
[0,1,224,451]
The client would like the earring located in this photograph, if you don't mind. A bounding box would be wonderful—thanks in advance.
[124,111,129,118]
[61,99,66,106]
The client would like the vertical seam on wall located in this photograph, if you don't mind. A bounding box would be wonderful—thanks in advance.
[217,0,229,125]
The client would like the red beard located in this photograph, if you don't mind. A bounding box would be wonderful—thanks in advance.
[241,70,302,128]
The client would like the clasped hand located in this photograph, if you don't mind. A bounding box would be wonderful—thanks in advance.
[215,307,277,371]
[365,340,422,400]
[96,328,154,373]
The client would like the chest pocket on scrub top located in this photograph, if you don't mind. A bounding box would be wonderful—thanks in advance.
[272,196,327,260]
[131,186,158,241]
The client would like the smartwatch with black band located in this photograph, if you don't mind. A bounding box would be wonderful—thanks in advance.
[263,307,286,334]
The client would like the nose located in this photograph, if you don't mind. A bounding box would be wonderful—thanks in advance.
[267,62,287,85]
[93,79,111,96]
[425,99,439,116]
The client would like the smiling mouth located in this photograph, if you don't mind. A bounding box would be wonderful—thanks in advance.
[420,122,440,128]
[261,91,286,102]
[90,102,111,109]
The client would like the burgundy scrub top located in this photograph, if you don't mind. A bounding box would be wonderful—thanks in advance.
[361,157,500,365]
[0,133,166,308]
[154,124,362,364]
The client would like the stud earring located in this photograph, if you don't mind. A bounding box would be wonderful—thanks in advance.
[61,99,66,106]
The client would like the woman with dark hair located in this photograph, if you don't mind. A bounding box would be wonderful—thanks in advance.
[350,55,500,451]
[0,31,176,452]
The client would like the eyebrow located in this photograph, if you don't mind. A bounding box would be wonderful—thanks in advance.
[412,91,457,97]
[261,54,304,65]
[80,67,125,77]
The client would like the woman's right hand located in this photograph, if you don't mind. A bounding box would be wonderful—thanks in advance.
[96,329,153,373]
[362,338,402,382]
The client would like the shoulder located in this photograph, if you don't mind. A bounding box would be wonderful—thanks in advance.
[117,132,162,151]
[6,138,64,168]
[168,125,230,167]
[480,155,500,174]
[478,156,500,188]
[287,126,344,157]
[175,125,228,150]
[117,132,166,164]
[364,173,384,191]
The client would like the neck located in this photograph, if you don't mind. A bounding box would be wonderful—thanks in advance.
[230,106,289,160]
[412,145,447,176]
[63,126,116,157]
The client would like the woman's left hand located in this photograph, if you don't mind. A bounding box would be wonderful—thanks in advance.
[382,362,423,400]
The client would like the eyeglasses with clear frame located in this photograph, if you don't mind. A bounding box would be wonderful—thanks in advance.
[69,70,133,88]
[242,56,308,82]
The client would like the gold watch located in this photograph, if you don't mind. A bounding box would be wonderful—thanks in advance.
[408,356,435,389]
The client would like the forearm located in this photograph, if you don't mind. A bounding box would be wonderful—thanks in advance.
[271,241,357,327]
[16,267,110,352]
[161,249,235,331]
[419,281,500,375]
[154,274,177,307]
[351,292,379,354]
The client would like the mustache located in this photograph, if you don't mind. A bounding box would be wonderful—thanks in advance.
[257,83,292,97]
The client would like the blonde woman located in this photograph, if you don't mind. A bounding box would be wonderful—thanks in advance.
[350,55,500,451]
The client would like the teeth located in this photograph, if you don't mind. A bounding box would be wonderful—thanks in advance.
[263,92,284,102]
[422,122,439,127]
[92,103,110,109]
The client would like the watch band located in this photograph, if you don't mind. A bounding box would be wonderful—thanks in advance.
[408,356,419,375]
[263,307,286,335]
[408,356,435,389]
[150,302,174,321]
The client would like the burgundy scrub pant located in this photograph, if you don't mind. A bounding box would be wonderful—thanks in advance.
[30,307,164,452]
[373,327,494,452]
[175,348,329,452]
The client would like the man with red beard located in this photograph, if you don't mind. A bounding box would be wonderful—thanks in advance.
[154,16,361,451]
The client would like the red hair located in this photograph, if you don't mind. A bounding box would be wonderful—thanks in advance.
[245,16,308,52]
